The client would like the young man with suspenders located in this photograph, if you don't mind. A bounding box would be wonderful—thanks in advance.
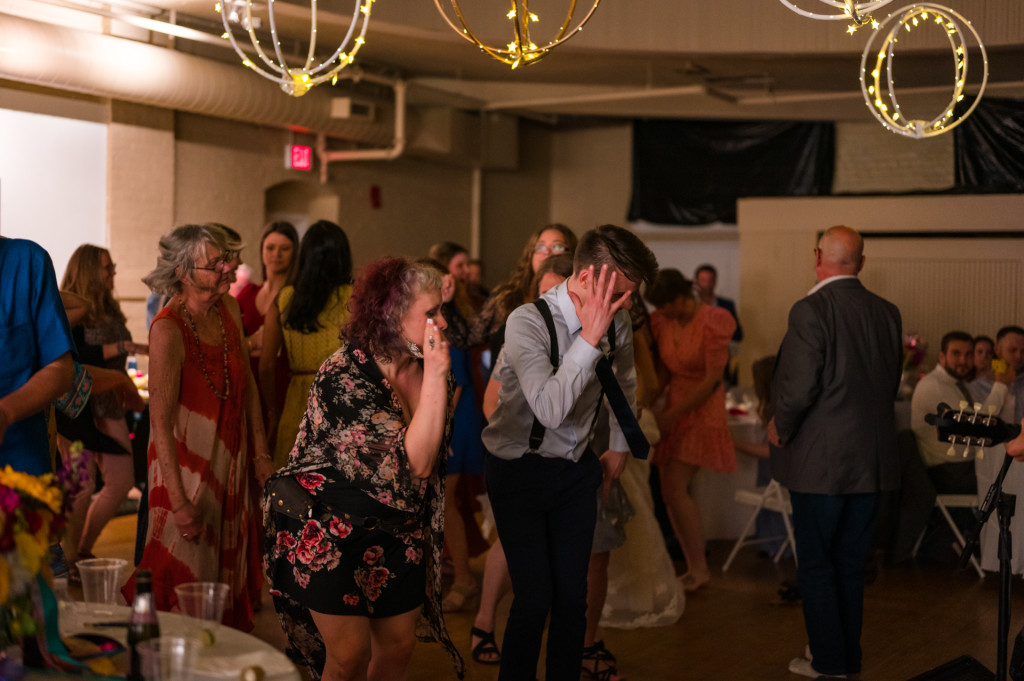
[483,225,658,681]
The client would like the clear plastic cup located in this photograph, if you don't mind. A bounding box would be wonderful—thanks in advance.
[174,582,229,636]
[77,558,128,604]
[138,636,200,681]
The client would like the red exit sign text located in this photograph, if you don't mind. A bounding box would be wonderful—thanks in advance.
[287,145,313,171]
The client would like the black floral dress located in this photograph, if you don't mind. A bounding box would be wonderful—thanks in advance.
[263,344,464,679]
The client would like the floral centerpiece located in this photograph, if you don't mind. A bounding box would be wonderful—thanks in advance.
[899,332,928,399]
[1,443,91,664]
[902,333,927,373]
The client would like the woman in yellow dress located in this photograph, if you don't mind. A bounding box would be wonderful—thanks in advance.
[260,220,354,467]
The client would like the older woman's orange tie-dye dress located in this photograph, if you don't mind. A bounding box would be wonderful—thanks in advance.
[126,299,262,631]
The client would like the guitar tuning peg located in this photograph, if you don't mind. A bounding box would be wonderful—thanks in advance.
[958,400,969,412]
[973,402,983,414]
[962,445,971,459]
[976,447,985,460]
[987,404,997,416]
[947,444,957,457]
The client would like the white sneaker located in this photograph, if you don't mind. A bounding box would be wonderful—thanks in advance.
[788,656,847,679]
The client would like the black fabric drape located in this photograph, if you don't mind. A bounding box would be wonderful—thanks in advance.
[954,97,1024,193]
[628,119,834,226]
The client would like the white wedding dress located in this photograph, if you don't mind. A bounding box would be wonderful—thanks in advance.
[601,456,686,629]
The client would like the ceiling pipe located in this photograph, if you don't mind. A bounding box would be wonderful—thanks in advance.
[482,84,706,111]
[316,72,406,182]
[0,12,394,145]
[716,79,1024,106]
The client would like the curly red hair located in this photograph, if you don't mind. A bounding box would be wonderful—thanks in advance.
[343,257,442,361]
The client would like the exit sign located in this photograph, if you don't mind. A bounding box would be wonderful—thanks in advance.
[286,144,313,171]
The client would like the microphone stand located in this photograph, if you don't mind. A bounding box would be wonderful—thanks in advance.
[960,453,1015,681]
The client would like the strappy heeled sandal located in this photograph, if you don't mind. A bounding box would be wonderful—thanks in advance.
[581,640,624,681]
[470,627,500,665]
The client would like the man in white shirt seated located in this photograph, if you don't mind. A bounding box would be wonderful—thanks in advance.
[911,331,1013,494]
[969,325,1023,422]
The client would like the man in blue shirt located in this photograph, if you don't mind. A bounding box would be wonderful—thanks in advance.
[0,237,76,474]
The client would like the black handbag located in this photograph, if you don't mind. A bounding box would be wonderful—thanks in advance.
[266,475,314,520]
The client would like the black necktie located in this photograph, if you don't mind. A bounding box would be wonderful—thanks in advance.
[956,380,974,404]
[595,356,650,460]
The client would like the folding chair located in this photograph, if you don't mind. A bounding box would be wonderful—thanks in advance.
[722,479,797,572]
[912,493,985,578]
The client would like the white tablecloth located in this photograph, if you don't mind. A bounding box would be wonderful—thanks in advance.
[29,604,299,681]
[690,411,763,540]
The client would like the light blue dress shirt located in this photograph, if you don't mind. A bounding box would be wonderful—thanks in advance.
[482,280,636,462]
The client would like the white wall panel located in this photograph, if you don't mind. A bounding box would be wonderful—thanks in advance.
[0,107,106,281]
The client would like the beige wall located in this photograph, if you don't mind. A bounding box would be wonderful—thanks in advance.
[107,101,175,345]
[175,112,476,271]
[736,194,1024,376]
[105,108,477,342]
[479,121,554,287]
[550,123,632,232]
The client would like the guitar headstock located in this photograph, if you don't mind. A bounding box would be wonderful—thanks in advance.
[925,401,1022,459]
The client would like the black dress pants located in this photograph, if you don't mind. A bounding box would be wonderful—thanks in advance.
[486,450,602,681]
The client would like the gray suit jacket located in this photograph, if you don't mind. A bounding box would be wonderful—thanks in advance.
[769,277,903,495]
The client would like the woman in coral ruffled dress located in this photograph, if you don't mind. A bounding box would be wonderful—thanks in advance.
[646,268,736,593]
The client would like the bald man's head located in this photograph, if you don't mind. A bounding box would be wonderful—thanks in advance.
[815,225,865,281]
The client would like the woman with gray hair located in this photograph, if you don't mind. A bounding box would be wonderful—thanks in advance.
[125,223,274,630]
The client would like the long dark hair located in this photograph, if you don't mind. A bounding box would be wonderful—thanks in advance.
[284,220,353,333]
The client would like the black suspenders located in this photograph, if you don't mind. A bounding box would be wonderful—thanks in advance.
[527,298,616,453]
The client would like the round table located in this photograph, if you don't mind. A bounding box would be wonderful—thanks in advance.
[33,603,300,681]
[690,410,764,540]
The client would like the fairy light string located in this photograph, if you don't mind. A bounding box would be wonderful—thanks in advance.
[217,0,376,96]
[859,3,987,138]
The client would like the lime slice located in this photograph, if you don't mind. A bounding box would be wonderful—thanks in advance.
[198,627,216,646]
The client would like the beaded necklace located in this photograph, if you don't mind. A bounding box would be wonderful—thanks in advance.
[180,300,231,400]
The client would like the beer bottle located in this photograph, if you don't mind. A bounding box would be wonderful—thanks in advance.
[127,570,160,681]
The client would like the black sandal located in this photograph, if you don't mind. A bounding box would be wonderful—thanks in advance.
[581,640,623,681]
[470,627,501,665]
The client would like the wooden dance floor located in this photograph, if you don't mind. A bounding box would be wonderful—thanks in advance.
[96,514,1022,680]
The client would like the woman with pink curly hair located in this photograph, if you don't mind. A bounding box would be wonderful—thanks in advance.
[263,256,464,680]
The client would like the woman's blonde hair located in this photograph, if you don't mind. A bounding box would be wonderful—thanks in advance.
[143,223,240,297]
[61,244,125,326]
[483,224,577,331]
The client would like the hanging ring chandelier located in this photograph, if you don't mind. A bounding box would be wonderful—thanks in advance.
[778,0,893,28]
[218,0,376,97]
[859,3,988,138]
[432,0,602,69]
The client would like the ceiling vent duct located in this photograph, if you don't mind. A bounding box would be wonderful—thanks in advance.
[330,97,377,122]
[0,12,394,146]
